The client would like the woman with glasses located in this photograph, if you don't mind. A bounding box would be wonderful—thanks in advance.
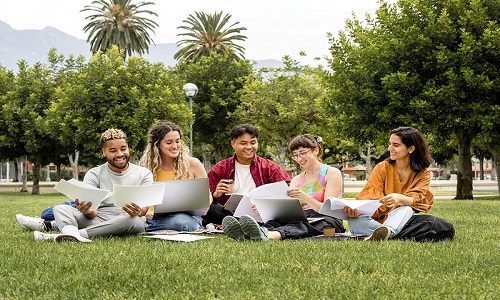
[222,134,345,241]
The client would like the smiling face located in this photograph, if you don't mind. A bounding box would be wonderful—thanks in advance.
[158,130,182,161]
[388,134,414,162]
[292,146,319,169]
[231,133,258,165]
[102,138,130,173]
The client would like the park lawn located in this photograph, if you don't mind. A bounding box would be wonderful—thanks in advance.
[0,192,498,299]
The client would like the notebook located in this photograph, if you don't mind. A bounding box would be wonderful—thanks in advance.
[153,178,210,216]
[251,198,323,224]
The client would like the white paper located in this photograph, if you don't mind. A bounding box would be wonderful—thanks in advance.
[247,181,291,199]
[233,181,292,222]
[234,196,262,222]
[319,198,382,220]
[144,234,213,242]
[53,179,112,210]
[112,183,165,207]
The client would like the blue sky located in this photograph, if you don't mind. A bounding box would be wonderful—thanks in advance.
[0,0,395,66]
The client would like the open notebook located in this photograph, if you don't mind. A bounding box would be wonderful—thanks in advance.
[153,178,210,216]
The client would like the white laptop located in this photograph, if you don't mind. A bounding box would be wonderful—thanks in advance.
[251,198,323,224]
[153,178,210,216]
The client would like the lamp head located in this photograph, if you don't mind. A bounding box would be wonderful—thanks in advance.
[183,83,198,98]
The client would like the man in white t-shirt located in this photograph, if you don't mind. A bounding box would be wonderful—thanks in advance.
[204,124,290,225]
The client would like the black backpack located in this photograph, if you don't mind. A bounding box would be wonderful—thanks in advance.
[393,214,455,242]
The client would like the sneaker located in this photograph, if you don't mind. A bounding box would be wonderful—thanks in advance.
[16,214,45,231]
[55,234,92,243]
[34,231,59,241]
[222,216,248,241]
[365,226,391,241]
[239,215,268,242]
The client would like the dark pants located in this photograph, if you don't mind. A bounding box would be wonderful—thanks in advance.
[202,202,233,225]
[263,209,345,240]
[392,214,455,242]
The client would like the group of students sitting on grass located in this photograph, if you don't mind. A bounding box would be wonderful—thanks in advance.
[16,123,455,243]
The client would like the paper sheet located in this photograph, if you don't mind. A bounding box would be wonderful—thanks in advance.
[112,183,165,207]
[53,179,112,210]
[319,198,382,220]
[233,181,292,222]
[144,234,213,242]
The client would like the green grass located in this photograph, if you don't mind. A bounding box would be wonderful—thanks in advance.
[1,192,499,299]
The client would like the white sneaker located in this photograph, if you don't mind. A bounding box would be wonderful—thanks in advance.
[16,214,45,231]
[34,231,59,241]
[55,234,92,243]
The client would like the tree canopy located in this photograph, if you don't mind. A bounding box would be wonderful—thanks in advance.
[175,11,247,63]
[81,0,158,60]
[325,0,500,199]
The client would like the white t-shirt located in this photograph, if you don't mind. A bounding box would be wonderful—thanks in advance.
[234,160,256,196]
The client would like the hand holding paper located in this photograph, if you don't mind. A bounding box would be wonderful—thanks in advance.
[233,181,292,222]
[319,198,382,220]
[54,179,112,210]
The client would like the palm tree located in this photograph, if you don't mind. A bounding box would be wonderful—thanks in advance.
[81,0,158,60]
[174,11,247,63]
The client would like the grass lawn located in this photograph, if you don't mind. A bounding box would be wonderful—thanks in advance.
[1,192,499,299]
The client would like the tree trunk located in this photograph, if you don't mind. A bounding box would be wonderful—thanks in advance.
[31,156,41,194]
[359,145,384,179]
[20,157,28,192]
[454,128,473,199]
[479,157,484,180]
[12,158,21,182]
[69,150,80,180]
[265,144,287,170]
[493,153,500,193]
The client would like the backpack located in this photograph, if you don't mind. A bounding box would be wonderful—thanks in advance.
[392,214,455,242]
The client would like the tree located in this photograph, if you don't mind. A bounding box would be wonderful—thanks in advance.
[175,53,254,164]
[1,61,62,194]
[325,0,500,199]
[81,0,158,60]
[175,11,247,63]
[43,47,190,164]
[233,57,329,168]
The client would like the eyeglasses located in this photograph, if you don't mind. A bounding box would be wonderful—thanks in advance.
[292,150,311,160]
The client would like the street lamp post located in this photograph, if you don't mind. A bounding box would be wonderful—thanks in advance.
[183,83,198,155]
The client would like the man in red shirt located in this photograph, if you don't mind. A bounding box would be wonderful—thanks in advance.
[203,124,291,225]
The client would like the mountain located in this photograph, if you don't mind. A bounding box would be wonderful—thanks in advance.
[0,20,282,72]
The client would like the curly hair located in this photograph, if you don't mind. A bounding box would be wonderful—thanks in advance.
[139,122,191,181]
[100,129,127,148]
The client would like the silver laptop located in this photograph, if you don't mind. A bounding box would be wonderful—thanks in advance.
[251,198,323,224]
[153,178,210,216]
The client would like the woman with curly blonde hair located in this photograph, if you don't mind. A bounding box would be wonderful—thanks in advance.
[139,121,210,231]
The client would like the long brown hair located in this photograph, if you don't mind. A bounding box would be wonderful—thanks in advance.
[139,121,190,180]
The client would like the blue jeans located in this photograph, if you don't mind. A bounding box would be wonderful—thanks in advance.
[41,201,76,221]
[145,213,202,232]
[348,206,414,237]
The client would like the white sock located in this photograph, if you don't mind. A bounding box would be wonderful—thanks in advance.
[61,225,80,236]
